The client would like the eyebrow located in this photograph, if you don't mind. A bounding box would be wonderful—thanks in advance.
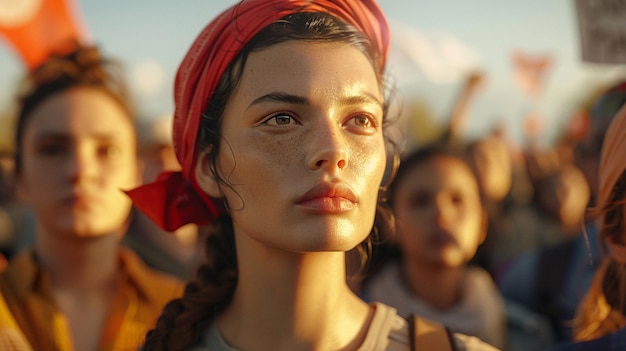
[247,91,383,110]
[34,132,122,143]
[249,92,307,107]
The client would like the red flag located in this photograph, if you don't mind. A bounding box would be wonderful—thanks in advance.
[566,109,590,141]
[0,0,89,70]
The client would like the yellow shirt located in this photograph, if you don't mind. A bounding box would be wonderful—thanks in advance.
[0,248,184,351]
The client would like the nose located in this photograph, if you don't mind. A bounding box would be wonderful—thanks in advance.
[432,195,454,226]
[67,146,98,184]
[307,119,348,172]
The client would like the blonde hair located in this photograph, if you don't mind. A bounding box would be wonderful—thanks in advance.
[573,259,626,340]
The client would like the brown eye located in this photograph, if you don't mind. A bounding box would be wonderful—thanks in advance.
[274,115,292,125]
[409,192,430,208]
[98,145,120,158]
[264,113,295,126]
[451,193,465,205]
[37,142,68,157]
[345,113,378,136]
[353,115,370,127]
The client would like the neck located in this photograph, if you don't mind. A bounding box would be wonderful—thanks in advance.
[401,259,464,311]
[561,218,583,237]
[35,228,121,293]
[219,235,372,351]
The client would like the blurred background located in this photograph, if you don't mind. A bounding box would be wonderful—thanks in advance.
[0,0,625,150]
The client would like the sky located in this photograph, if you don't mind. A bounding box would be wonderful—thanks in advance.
[1,0,625,147]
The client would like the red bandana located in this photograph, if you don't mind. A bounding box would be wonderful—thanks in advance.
[126,0,390,231]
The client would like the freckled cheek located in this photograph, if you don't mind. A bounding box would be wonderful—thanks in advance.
[351,143,386,183]
[224,136,304,186]
[349,143,385,216]
[252,136,303,175]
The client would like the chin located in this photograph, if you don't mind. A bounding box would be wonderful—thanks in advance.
[68,229,115,239]
[61,220,123,239]
[284,227,370,253]
[427,248,464,268]
[291,237,364,253]
[321,225,371,251]
[315,240,364,253]
[439,257,466,269]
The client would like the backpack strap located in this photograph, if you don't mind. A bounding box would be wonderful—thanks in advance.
[533,237,577,339]
[409,314,456,351]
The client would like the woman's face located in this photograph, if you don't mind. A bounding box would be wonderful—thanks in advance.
[17,88,140,239]
[197,41,386,253]
[392,155,485,268]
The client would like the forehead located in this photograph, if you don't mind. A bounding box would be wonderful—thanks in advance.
[23,87,135,139]
[235,41,381,100]
[400,155,479,191]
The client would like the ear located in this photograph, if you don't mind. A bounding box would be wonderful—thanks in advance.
[194,148,222,198]
[11,170,28,204]
[605,236,626,265]
[478,208,488,245]
[135,158,145,185]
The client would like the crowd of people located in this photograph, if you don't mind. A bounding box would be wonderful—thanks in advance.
[0,0,624,350]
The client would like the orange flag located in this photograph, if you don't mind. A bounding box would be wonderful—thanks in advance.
[511,50,553,98]
[0,0,89,70]
[523,110,545,137]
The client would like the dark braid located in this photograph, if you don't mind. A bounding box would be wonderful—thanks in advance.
[143,215,237,350]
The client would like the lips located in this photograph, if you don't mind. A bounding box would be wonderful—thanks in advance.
[60,190,100,209]
[296,183,358,213]
[429,229,458,247]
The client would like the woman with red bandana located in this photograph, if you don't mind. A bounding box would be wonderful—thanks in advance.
[130,1,500,350]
